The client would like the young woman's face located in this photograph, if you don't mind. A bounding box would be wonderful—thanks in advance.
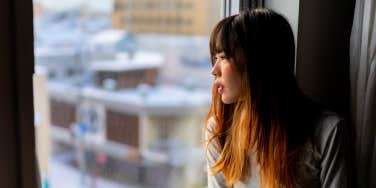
[211,52,242,104]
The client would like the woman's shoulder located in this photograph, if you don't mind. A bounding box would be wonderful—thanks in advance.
[207,116,216,127]
[205,116,217,139]
[309,110,353,187]
[312,110,347,156]
[294,110,350,187]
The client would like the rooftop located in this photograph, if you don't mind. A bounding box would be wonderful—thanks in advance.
[89,52,164,72]
[48,81,211,115]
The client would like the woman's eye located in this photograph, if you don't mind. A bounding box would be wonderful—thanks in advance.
[211,57,217,66]
[211,53,228,66]
[214,55,225,61]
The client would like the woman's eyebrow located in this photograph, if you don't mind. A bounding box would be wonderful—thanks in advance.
[214,45,224,53]
[215,49,224,54]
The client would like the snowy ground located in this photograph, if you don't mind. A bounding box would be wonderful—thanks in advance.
[48,158,142,188]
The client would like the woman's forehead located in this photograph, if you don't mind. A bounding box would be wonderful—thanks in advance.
[214,31,224,50]
[214,47,224,54]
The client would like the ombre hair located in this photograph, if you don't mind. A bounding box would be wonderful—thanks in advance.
[205,8,316,187]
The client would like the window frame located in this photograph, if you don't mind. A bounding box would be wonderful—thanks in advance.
[0,0,38,187]
[4,1,238,188]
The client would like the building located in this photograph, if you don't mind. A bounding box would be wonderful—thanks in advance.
[35,47,83,81]
[33,66,52,182]
[87,30,131,61]
[34,20,86,81]
[33,1,43,18]
[90,51,162,89]
[135,34,213,88]
[112,0,221,35]
[47,51,211,187]
[48,82,210,187]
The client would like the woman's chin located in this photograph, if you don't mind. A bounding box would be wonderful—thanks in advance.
[221,95,236,104]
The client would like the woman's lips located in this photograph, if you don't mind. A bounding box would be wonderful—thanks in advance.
[218,85,224,94]
[215,82,224,94]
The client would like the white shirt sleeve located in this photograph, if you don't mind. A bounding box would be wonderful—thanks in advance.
[205,117,232,188]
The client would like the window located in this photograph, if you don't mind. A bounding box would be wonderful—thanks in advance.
[33,0,227,187]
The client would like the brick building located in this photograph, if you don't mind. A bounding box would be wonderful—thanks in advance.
[112,0,221,35]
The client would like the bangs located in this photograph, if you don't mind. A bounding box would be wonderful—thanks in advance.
[209,15,238,63]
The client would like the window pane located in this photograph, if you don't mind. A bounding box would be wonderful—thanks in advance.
[33,0,220,187]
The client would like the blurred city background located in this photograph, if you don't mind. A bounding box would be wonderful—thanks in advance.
[32,0,221,187]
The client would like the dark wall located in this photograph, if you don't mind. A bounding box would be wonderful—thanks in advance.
[0,0,20,187]
[296,0,355,116]
[0,0,37,187]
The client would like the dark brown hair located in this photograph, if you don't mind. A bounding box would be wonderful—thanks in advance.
[205,8,319,187]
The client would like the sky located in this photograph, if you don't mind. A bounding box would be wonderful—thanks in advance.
[35,0,113,13]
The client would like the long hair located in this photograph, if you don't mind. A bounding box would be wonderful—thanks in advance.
[205,8,317,187]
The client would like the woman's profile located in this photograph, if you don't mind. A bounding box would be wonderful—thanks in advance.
[205,8,351,188]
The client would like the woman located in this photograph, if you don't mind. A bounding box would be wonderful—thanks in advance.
[205,8,351,188]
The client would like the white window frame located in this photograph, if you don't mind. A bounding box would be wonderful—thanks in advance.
[222,0,240,17]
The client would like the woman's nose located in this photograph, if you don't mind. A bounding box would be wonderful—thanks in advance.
[211,64,220,77]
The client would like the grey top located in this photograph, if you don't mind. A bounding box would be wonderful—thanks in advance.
[205,111,351,188]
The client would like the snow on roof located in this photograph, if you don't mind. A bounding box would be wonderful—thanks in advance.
[81,85,211,114]
[90,29,126,45]
[47,80,211,115]
[138,34,208,45]
[37,27,84,47]
[35,46,78,57]
[47,81,81,103]
[89,52,164,72]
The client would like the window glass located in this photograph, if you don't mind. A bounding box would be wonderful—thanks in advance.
[33,0,220,187]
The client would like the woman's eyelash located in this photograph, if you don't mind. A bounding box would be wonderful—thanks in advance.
[211,54,227,66]
[214,55,227,60]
